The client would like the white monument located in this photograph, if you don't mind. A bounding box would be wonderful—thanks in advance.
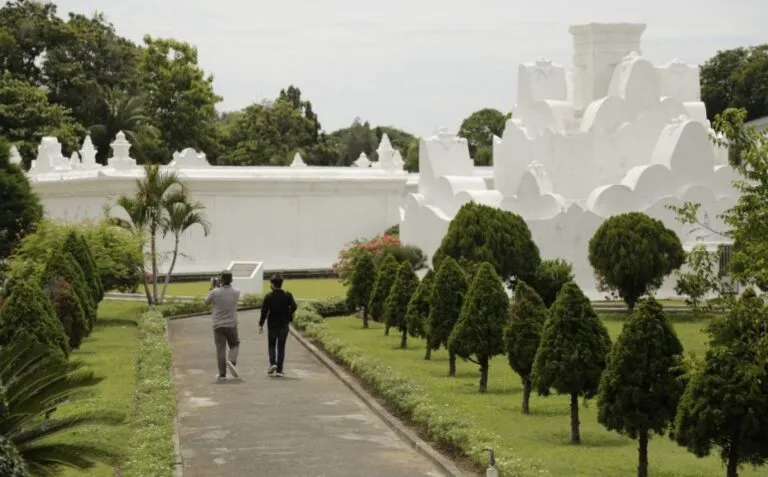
[107,131,137,170]
[400,23,738,299]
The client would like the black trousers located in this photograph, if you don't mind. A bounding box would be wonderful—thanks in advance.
[267,325,290,372]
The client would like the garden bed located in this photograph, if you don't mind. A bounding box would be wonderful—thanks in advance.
[296,313,761,477]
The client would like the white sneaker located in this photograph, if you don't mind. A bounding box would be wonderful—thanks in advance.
[216,375,226,381]
[227,361,239,379]
[267,365,277,376]
[275,371,285,378]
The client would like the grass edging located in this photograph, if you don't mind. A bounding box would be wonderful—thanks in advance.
[122,309,177,476]
[293,315,549,477]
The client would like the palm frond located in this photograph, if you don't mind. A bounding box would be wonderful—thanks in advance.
[21,442,118,476]
[13,412,124,447]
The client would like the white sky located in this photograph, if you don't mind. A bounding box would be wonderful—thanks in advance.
[44,0,768,136]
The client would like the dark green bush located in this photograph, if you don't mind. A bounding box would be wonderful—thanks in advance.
[64,231,104,303]
[241,293,263,308]
[531,258,574,308]
[159,299,211,318]
[310,297,352,318]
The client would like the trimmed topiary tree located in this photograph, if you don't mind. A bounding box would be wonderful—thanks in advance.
[64,231,104,304]
[0,139,43,264]
[346,250,376,328]
[384,261,419,348]
[531,258,574,308]
[532,282,612,444]
[589,212,685,311]
[505,280,548,414]
[449,262,508,392]
[0,281,69,360]
[673,288,768,477]
[406,269,435,359]
[433,202,541,287]
[41,249,95,342]
[368,253,399,330]
[428,257,469,377]
[597,297,685,477]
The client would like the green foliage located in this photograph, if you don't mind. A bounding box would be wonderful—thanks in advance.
[383,224,400,237]
[367,254,399,322]
[0,342,121,476]
[158,298,211,318]
[428,257,468,353]
[123,309,177,476]
[0,280,69,359]
[597,298,685,475]
[673,289,768,476]
[41,248,96,334]
[309,297,352,318]
[701,44,768,122]
[589,212,685,310]
[533,282,612,443]
[674,244,731,312]
[0,138,43,263]
[328,119,415,166]
[346,250,376,320]
[531,258,574,308]
[384,261,419,347]
[64,230,104,303]
[458,108,511,165]
[240,293,264,308]
[0,436,26,477]
[80,220,144,293]
[449,262,508,392]
[406,269,435,339]
[434,202,540,286]
[505,281,548,413]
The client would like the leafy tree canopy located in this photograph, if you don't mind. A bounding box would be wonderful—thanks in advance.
[458,108,510,165]
[701,45,768,122]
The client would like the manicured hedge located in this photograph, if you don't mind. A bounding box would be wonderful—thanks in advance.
[292,316,547,477]
[122,309,177,476]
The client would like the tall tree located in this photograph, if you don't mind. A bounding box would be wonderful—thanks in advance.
[367,253,399,325]
[673,289,768,477]
[505,281,548,414]
[428,257,469,376]
[347,251,377,328]
[458,108,510,165]
[89,87,159,164]
[0,72,82,161]
[597,298,685,477]
[701,45,768,122]
[139,36,221,162]
[589,212,684,311]
[449,262,509,392]
[532,282,612,444]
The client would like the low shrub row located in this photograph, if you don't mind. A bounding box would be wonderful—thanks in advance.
[157,292,265,318]
[292,317,547,477]
[122,309,177,476]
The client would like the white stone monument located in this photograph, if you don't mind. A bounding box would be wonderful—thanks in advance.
[107,131,137,170]
[290,153,307,168]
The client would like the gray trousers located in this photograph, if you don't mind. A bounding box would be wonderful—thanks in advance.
[214,326,240,377]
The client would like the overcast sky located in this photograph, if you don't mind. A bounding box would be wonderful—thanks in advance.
[48,0,768,137]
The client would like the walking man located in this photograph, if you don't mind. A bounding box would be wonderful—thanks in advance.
[205,270,241,381]
[259,275,297,377]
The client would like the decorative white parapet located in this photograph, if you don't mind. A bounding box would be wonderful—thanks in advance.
[9,145,22,166]
[107,131,137,170]
[69,152,81,169]
[169,148,211,169]
[290,152,307,168]
[29,137,71,175]
[352,152,371,168]
[79,135,101,170]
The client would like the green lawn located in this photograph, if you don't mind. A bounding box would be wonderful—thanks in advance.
[163,278,347,299]
[55,301,146,477]
[323,313,760,477]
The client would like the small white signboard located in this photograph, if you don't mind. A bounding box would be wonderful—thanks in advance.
[226,261,264,295]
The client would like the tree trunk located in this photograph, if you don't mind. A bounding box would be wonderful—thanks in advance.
[424,344,431,360]
[448,351,456,377]
[362,307,369,329]
[637,428,648,477]
[522,378,532,415]
[384,323,390,336]
[570,392,581,444]
[726,439,739,477]
[159,237,180,304]
[150,227,159,304]
[479,355,489,393]
[142,273,153,306]
[400,329,408,349]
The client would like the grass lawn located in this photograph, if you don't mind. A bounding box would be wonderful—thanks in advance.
[322,313,760,477]
[54,300,146,477]
[163,277,347,299]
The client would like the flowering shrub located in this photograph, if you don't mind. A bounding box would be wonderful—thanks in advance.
[333,234,402,283]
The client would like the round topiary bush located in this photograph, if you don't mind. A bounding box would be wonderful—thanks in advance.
[0,281,69,359]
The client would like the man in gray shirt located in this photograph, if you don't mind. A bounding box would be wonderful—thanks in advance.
[205,270,241,380]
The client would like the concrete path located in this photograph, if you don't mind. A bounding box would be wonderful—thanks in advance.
[168,311,447,477]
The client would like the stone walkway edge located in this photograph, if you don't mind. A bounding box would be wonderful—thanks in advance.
[287,325,468,477]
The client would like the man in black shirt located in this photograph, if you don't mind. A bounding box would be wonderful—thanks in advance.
[259,275,297,377]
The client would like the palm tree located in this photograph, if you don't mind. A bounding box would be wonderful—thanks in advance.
[103,197,153,305]
[0,343,121,476]
[159,198,211,303]
[90,87,159,164]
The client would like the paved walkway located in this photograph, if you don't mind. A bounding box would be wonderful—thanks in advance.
[168,311,446,477]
